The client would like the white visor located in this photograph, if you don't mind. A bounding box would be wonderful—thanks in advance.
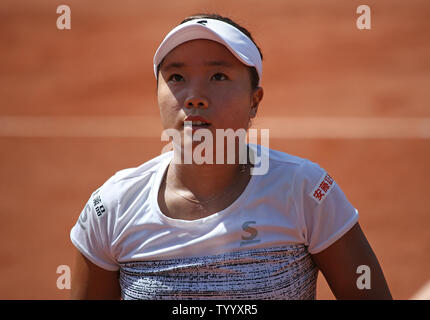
[153,18,262,85]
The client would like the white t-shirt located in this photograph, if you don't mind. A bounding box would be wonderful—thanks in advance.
[70,144,359,300]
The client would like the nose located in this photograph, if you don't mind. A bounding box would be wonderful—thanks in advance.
[184,96,209,109]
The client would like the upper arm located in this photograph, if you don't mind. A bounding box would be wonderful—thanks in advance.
[70,248,121,300]
[70,180,121,299]
[311,222,392,300]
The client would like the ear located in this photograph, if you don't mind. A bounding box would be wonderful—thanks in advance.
[250,87,264,118]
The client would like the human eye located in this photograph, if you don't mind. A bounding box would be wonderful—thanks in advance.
[210,73,229,81]
[168,74,184,82]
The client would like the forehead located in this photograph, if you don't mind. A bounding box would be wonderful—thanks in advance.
[160,39,245,69]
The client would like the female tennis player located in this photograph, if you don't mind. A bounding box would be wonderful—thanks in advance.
[70,13,392,300]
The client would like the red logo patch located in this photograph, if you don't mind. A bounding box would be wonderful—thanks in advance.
[310,173,335,204]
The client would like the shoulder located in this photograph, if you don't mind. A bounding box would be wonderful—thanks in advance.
[249,144,332,200]
[111,151,171,184]
[94,151,172,212]
[248,143,304,177]
[249,143,321,178]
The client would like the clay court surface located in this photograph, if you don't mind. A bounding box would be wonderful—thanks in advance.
[1,0,429,299]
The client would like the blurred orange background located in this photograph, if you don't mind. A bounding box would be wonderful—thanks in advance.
[0,0,429,299]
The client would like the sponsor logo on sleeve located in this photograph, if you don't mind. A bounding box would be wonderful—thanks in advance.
[310,173,335,204]
[91,189,106,217]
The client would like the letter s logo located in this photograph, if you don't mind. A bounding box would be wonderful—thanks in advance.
[241,221,258,240]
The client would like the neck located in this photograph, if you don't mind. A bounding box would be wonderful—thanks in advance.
[166,144,250,201]
[166,144,251,199]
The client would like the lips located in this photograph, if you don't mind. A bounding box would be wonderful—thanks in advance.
[183,115,212,128]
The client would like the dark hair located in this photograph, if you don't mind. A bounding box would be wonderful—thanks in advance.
[157,13,263,90]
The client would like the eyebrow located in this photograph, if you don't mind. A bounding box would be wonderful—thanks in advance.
[162,62,185,71]
[161,60,233,72]
[206,60,233,67]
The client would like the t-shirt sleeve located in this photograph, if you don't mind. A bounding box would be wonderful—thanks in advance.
[70,177,119,271]
[296,160,359,255]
